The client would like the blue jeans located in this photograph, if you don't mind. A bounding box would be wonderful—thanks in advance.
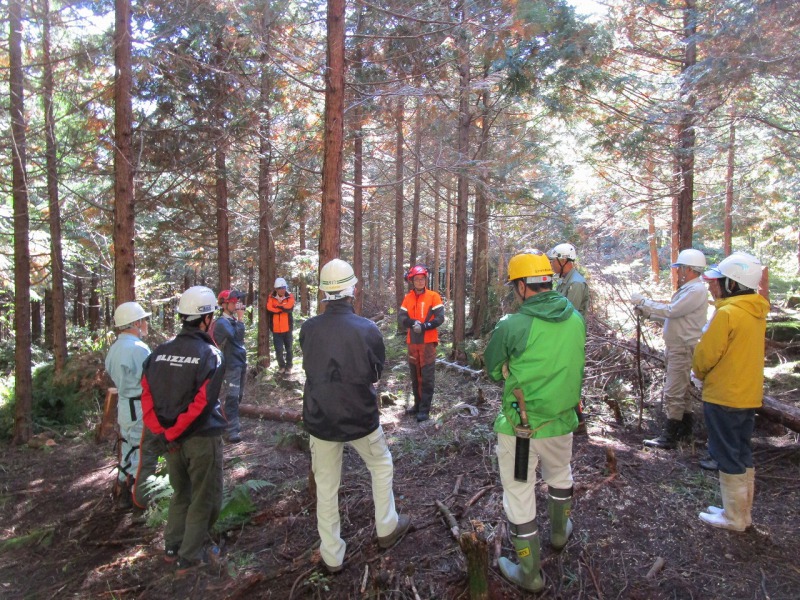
[703,402,755,475]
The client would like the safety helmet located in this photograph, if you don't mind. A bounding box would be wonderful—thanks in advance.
[507,250,553,284]
[671,248,707,270]
[319,259,358,293]
[218,289,244,304]
[406,265,429,281]
[113,302,150,328]
[703,252,763,290]
[546,243,577,261]
[178,286,218,317]
[274,277,288,289]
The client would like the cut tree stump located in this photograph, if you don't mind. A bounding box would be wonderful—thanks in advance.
[239,404,302,423]
[95,388,118,443]
[459,523,489,600]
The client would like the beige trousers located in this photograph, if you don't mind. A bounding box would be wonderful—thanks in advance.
[496,432,573,525]
[663,345,695,420]
[310,426,399,567]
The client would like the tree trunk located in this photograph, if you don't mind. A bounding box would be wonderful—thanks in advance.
[433,178,441,292]
[410,97,422,266]
[471,85,490,338]
[74,275,84,326]
[257,9,274,371]
[394,96,406,311]
[675,0,697,257]
[645,159,659,282]
[44,288,53,350]
[452,0,471,361]
[724,108,735,256]
[113,0,136,304]
[10,0,33,445]
[31,301,41,344]
[299,216,310,315]
[445,183,452,302]
[216,147,231,291]
[41,0,67,373]
[319,0,345,310]
[352,20,365,314]
[88,274,100,332]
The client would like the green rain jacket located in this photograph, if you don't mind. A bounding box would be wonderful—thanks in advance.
[485,291,586,438]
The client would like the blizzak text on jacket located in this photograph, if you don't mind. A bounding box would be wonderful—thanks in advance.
[692,292,770,410]
[141,327,227,443]
[212,314,247,368]
[398,288,445,344]
[485,290,586,439]
[300,300,386,442]
[267,292,295,334]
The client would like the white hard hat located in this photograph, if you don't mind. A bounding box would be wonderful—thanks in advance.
[319,259,357,300]
[113,302,150,328]
[671,248,707,270]
[274,277,288,288]
[704,252,763,290]
[546,243,577,261]
[177,286,218,317]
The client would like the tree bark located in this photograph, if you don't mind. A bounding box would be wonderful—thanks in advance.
[257,7,275,371]
[394,96,406,311]
[471,85,490,338]
[410,97,422,266]
[646,159,659,282]
[459,528,489,600]
[319,0,345,309]
[433,178,441,292]
[214,36,231,291]
[452,0,471,361]
[724,108,735,255]
[10,0,33,445]
[88,274,100,332]
[113,0,136,304]
[352,8,366,313]
[675,0,697,257]
[41,0,67,373]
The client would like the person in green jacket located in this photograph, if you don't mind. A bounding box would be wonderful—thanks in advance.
[484,250,586,593]
[694,252,769,532]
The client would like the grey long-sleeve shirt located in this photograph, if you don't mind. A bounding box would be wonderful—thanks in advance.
[639,278,708,347]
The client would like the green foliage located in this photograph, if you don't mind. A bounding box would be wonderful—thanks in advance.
[215,480,275,533]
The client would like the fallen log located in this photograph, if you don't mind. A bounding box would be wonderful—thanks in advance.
[436,359,483,378]
[239,404,302,423]
[759,395,800,433]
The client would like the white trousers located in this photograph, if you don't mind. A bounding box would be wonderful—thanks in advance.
[118,398,143,483]
[310,426,399,567]
[496,432,573,525]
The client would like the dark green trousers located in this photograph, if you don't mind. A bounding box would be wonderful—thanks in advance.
[164,435,223,561]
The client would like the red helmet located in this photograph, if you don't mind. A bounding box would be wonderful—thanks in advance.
[406,265,429,281]
[218,289,244,303]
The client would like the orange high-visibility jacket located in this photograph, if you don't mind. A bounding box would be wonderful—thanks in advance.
[399,288,444,344]
[266,292,295,334]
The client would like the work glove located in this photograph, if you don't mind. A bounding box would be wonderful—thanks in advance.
[630,292,647,306]
[412,320,422,334]
[690,373,703,390]
[159,433,181,453]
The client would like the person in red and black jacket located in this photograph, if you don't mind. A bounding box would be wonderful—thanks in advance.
[141,286,226,572]
[398,265,445,422]
[266,277,296,375]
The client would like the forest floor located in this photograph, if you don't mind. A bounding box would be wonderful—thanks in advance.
[1,323,799,600]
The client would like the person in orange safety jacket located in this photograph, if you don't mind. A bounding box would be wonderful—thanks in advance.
[398,265,445,422]
[266,277,296,375]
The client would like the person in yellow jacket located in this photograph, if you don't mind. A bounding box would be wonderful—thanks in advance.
[692,252,769,532]
[267,277,296,375]
[398,265,445,422]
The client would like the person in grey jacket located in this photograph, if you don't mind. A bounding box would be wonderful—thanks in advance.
[631,249,709,449]
[213,289,247,443]
[300,259,411,574]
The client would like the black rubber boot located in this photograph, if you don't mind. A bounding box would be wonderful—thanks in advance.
[644,419,682,449]
[679,412,694,441]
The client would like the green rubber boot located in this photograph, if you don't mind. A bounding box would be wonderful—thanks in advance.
[548,487,573,551]
[498,521,544,593]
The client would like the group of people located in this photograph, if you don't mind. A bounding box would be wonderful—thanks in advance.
[104,242,768,589]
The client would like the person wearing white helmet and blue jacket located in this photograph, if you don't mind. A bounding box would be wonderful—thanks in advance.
[694,252,768,532]
[105,301,151,511]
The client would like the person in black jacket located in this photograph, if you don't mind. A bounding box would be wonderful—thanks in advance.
[300,259,411,573]
[141,286,226,573]
[213,289,247,443]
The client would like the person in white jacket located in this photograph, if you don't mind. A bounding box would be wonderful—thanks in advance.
[631,249,709,449]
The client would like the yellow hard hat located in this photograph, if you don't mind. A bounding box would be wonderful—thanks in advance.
[507,250,554,283]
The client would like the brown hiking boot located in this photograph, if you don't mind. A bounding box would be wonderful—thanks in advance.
[378,515,412,549]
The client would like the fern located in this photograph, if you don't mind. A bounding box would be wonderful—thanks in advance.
[214,480,274,532]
